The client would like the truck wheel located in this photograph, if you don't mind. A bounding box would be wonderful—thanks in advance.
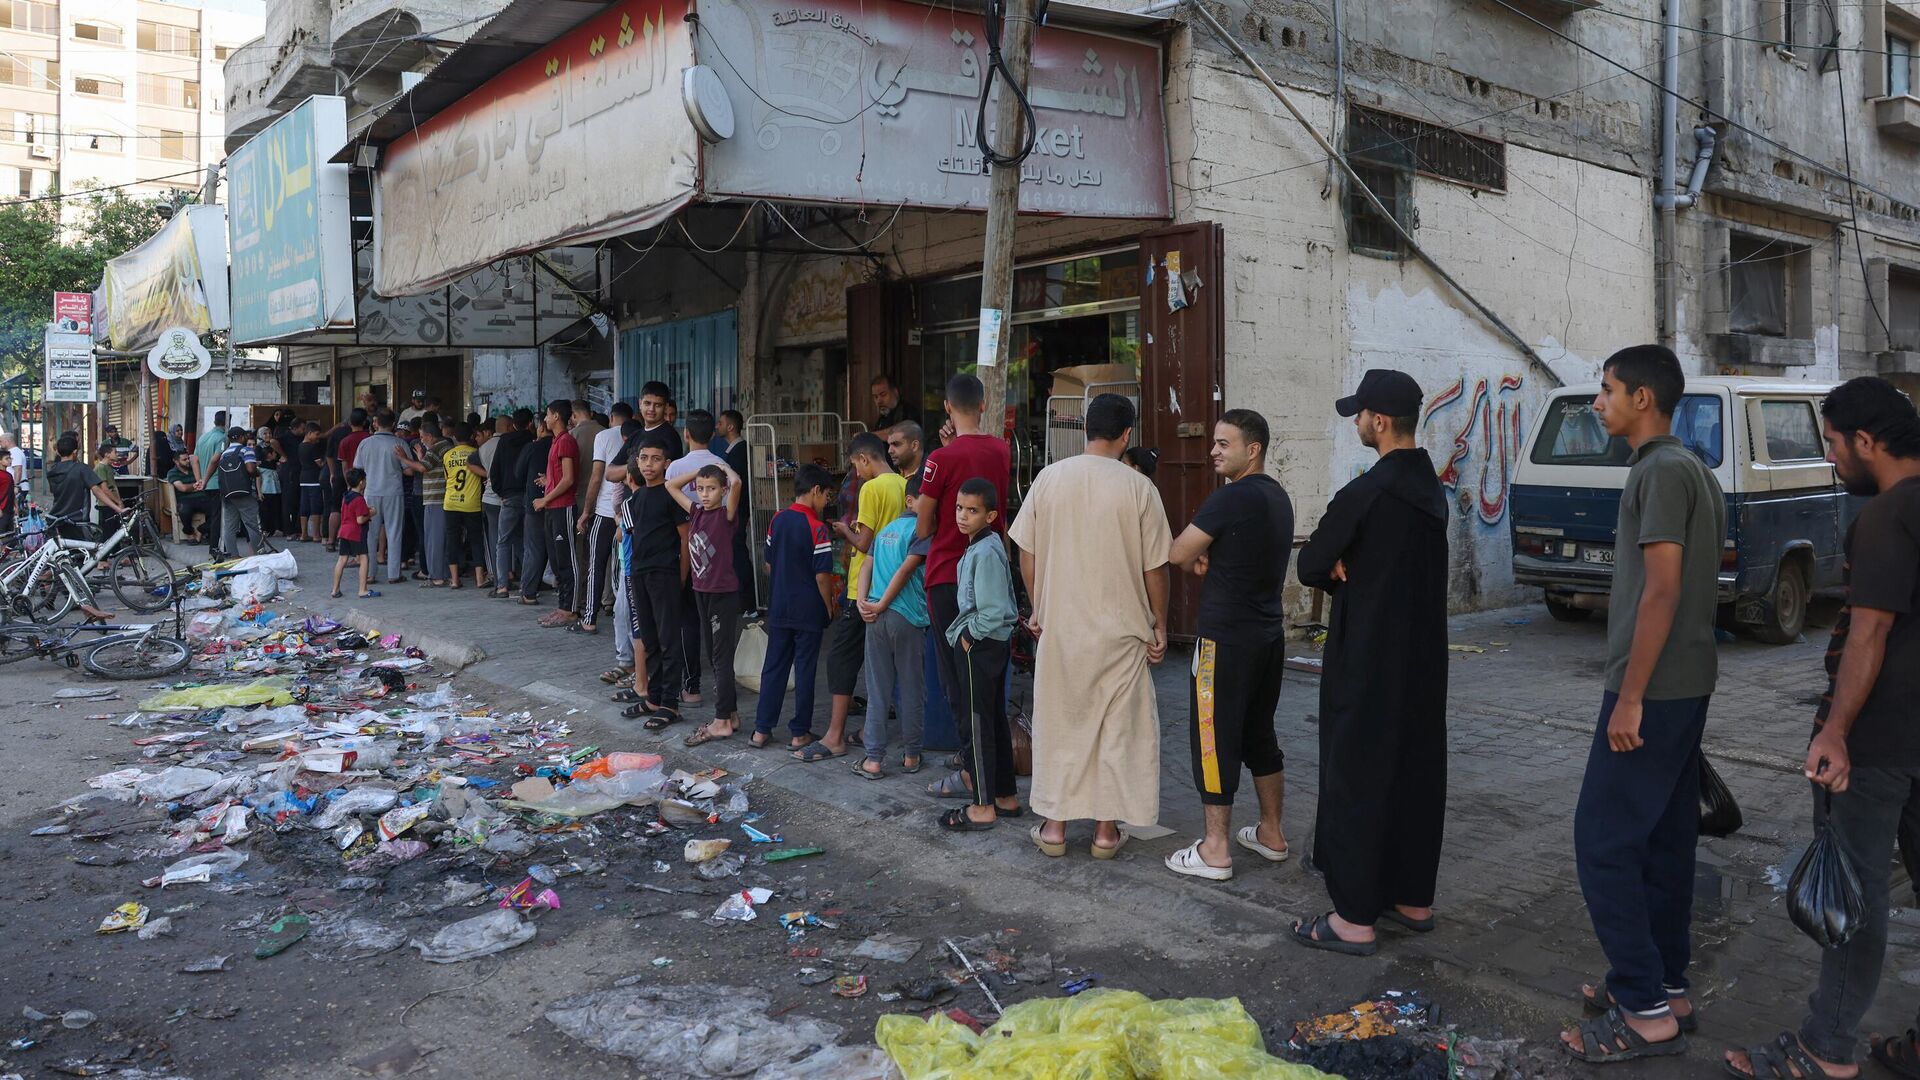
[1545,595,1592,623]
[1749,560,1808,645]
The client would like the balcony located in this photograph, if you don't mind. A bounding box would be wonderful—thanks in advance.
[331,0,504,80]
[222,33,332,154]
[1877,95,1920,144]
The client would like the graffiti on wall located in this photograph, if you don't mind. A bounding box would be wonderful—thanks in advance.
[1423,374,1525,525]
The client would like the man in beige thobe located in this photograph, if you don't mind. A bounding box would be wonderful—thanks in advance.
[1009,393,1171,858]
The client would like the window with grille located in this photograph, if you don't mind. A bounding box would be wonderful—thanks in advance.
[76,76,123,99]
[74,21,122,45]
[0,1,57,34]
[137,21,199,55]
[1348,104,1507,191]
[0,56,57,90]
[139,74,197,108]
[1729,233,1808,337]
[78,131,122,152]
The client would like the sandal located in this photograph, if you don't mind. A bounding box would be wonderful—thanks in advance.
[927,770,973,800]
[793,742,844,763]
[490,588,511,599]
[1090,827,1130,860]
[329,590,344,598]
[939,807,996,832]
[609,689,647,704]
[684,726,732,748]
[358,590,381,598]
[1380,909,1436,934]
[901,756,924,774]
[599,666,633,685]
[1290,912,1378,957]
[1582,984,1697,1033]
[851,759,886,780]
[1235,825,1291,864]
[517,596,542,606]
[748,732,774,748]
[1563,1006,1686,1064]
[1028,825,1066,858]
[1165,840,1233,881]
[641,709,681,731]
[1872,1030,1920,1080]
[568,622,598,635]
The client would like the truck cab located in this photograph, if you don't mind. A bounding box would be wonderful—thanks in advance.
[1510,377,1853,643]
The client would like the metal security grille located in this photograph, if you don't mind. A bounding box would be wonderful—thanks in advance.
[1348,105,1507,192]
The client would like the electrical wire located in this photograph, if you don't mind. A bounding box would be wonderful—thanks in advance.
[684,3,939,131]
[1,167,204,205]
[1485,0,1920,219]
[675,206,758,254]
[759,199,908,252]
[1829,0,1896,341]
[976,0,1037,167]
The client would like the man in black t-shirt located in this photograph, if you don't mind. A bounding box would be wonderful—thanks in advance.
[488,408,536,595]
[1726,377,1920,1080]
[1164,409,1294,882]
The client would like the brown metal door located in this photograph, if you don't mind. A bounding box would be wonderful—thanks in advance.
[844,280,916,427]
[1138,221,1225,641]
[394,355,465,417]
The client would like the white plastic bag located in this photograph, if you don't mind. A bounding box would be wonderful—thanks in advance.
[734,624,793,693]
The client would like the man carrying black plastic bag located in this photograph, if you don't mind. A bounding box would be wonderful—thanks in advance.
[1725,377,1920,1080]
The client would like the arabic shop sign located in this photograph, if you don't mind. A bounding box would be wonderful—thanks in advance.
[697,0,1171,218]
[102,205,230,353]
[44,329,95,403]
[373,0,699,297]
[227,96,355,344]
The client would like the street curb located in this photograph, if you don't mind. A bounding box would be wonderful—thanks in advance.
[331,605,488,669]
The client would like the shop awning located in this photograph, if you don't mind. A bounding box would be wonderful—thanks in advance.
[98,205,230,354]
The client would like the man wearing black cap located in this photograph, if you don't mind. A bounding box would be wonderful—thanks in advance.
[1292,368,1450,957]
[399,389,428,427]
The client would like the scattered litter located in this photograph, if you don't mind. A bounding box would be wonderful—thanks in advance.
[852,934,923,964]
[1288,990,1436,1048]
[181,955,231,974]
[60,1010,96,1030]
[833,974,870,998]
[1446,644,1486,654]
[712,887,774,922]
[96,902,148,934]
[136,917,174,940]
[411,909,535,963]
[499,878,562,912]
[765,847,825,862]
[546,984,843,1078]
[253,913,311,958]
[742,823,780,843]
[54,687,119,699]
[684,838,732,863]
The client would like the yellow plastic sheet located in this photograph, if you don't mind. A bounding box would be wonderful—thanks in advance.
[877,1013,979,1080]
[880,993,1337,1080]
[138,677,294,711]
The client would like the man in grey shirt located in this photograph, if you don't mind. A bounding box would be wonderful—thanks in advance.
[1562,345,1725,1065]
[353,410,409,584]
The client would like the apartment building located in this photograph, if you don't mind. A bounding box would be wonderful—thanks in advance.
[0,0,262,202]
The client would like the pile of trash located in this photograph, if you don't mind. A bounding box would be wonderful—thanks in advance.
[876,990,1333,1079]
[1282,990,1543,1080]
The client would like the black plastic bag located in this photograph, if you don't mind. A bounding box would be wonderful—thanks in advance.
[1788,791,1867,948]
[1698,756,1744,838]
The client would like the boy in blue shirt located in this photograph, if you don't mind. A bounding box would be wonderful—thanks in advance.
[941,477,1019,831]
[752,464,837,749]
[853,477,928,778]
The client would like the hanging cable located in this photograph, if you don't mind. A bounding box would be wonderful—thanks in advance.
[975,0,1037,168]
[1829,0,1894,341]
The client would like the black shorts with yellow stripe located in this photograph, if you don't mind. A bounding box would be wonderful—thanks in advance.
[1189,636,1287,806]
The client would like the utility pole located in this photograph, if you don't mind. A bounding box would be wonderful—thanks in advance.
[975,0,1039,439]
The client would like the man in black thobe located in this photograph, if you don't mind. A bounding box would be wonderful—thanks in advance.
[1293,368,1450,956]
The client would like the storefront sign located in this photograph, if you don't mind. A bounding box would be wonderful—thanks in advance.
[774,257,867,345]
[146,326,213,381]
[372,0,699,296]
[44,329,96,403]
[102,205,230,353]
[227,96,354,344]
[355,246,600,347]
[53,292,91,335]
[697,0,1171,218]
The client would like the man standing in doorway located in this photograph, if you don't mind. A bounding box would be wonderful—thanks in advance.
[1163,409,1294,882]
[1010,393,1170,853]
[886,421,924,480]
[1292,370,1449,954]
[399,389,428,426]
[352,411,408,584]
[872,374,922,433]
[535,401,581,627]
[916,375,1013,813]
[1725,378,1920,1080]
[1559,346,1723,1064]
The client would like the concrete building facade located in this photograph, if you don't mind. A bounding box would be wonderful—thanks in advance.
[0,0,260,201]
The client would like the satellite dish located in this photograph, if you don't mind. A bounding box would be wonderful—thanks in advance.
[682,65,735,144]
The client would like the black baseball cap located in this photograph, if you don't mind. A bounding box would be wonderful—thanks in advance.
[1335,369,1424,419]
[410,388,426,399]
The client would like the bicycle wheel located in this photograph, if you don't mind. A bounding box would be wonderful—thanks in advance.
[19,563,81,625]
[0,625,43,665]
[110,546,175,612]
[82,635,190,679]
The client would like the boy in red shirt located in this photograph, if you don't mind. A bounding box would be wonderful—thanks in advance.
[331,468,380,599]
[533,400,580,627]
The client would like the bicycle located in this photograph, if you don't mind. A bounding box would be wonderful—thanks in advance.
[0,610,191,679]
[0,496,176,622]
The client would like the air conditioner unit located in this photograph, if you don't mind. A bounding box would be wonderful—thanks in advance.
[27,143,52,159]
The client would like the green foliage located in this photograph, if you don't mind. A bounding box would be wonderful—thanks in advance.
[0,187,196,382]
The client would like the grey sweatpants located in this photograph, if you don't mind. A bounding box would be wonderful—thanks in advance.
[367,492,404,582]
[423,504,447,581]
[861,608,927,763]
[482,503,501,582]
[219,495,263,556]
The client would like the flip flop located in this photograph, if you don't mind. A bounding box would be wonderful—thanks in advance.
[793,742,844,763]
[609,689,647,704]
[329,590,343,598]
[851,759,886,780]
[641,710,681,731]
[599,667,633,684]
[517,596,542,606]
[490,588,511,599]
[1290,912,1378,957]
[1234,825,1290,863]
[1165,839,1233,881]
[1563,1006,1686,1064]
[1380,910,1437,934]
[927,770,973,799]
[748,732,775,748]
[358,591,381,598]
[901,757,924,774]
[939,807,996,832]
[683,725,732,747]
[1090,827,1131,860]
[1028,825,1066,858]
